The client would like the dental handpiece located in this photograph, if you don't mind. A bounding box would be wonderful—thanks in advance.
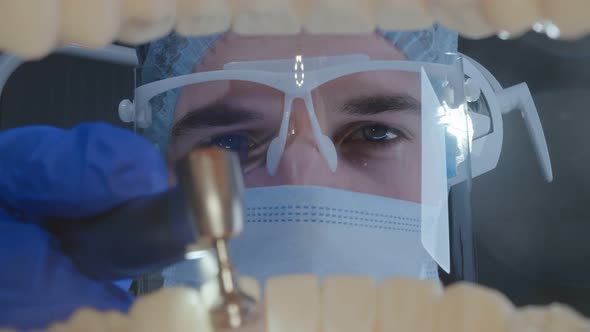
[178,148,257,330]
[49,147,257,329]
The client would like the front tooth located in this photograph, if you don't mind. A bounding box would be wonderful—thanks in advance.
[510,306,547,332]
[379,278,443,332]
[59,308,109,332]
[103,311,130,332]
[237,276,266,332]
[175,0,231,36]
[117,0,176,45]
[481,0,541,37]
[45,309,129,332]
[128,287,213,332]
[546,304,590,331]
[508,307,545,332]
[375,0,434,30]
[301,0,376,34]
[510,304,590,332]
[541,0,590,39]
[0,0,60,59]
[518,304,590,331]
[46,322,68,332]
[240,275,262,302]
[199,275,262,317]
[434,282,515,332]
[232,0,302,35]
[321,276,377,332]
[265,274,320,332]
[59,0,121,48]
[430,0,497,39]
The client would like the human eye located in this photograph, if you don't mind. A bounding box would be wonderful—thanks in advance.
[338,122,406,149]
[209,133,251,155]
[200,132,268,172]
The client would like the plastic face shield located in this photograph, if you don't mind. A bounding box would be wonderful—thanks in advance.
[120,51,551,278]
[124,54,474,275]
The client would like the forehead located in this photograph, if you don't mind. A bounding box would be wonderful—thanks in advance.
[194,32,407,72]
[173,33,417,122]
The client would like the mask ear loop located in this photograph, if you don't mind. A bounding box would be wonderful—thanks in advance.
[265,92,338,176]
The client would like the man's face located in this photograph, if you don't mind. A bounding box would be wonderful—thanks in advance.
[168,33,422,202]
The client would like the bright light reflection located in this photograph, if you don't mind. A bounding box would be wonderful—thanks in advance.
[438,103,474,166]
[185,250,208,260]
[294,55,304,87]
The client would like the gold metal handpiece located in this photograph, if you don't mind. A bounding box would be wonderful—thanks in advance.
[178,148,258,330]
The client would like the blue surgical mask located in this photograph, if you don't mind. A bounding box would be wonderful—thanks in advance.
[162,185,438,287]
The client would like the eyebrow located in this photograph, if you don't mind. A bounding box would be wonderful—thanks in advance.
[171,94,420,137]
[171,103,263,137]
[341,94,421,115]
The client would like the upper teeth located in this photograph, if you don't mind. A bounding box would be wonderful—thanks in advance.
[539,0,590,40]
[430,0,497,39]
[481,0,541,38]
[10,276,588,332]
[375,0,434,31]
[232,0,301,35]
[1,0,590,59]
[176,0,231,36]
[59,0,122,48]
[118,0,177,45]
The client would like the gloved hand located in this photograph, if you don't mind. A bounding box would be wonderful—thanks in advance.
[0,122,168,330]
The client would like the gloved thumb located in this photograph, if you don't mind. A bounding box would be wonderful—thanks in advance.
[0,122,168,219]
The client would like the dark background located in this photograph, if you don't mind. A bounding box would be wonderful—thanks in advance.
[1,32,589,314]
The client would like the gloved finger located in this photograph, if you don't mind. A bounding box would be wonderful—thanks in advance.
[0,218,133,330]
[0,122,168,219]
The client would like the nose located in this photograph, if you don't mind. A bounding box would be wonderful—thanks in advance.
[273,99,337,186]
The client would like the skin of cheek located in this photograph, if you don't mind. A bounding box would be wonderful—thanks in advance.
[288,72,421,201]
[340,139,421,202]
[241,133,421,202]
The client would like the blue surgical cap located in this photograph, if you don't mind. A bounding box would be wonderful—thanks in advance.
[137,26,458,151]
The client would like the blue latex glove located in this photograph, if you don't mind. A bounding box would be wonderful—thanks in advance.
[0,122,168,330]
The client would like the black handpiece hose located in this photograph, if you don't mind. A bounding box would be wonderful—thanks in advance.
[48,186,197,281]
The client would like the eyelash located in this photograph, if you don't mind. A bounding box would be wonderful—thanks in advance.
[338,122,407,148]
[199,130,268,163]
[192,122,406,161]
